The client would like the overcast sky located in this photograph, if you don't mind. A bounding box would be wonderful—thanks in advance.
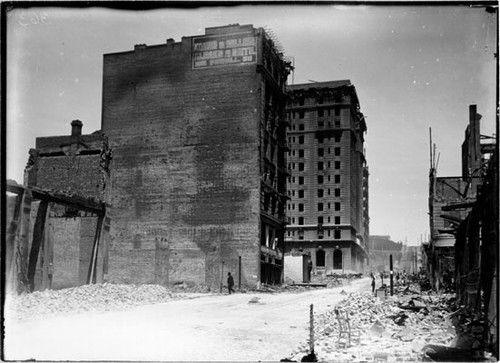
[6,4,497,245]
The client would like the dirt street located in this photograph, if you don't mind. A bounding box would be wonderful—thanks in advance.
[5,278,370,361]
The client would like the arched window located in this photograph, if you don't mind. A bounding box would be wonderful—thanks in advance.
[333,249,343,269]
[316,249,325,267]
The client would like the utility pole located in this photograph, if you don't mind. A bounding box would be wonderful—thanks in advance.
[220,261,224,293]
[238,256,242,290]
[390,254,394,296]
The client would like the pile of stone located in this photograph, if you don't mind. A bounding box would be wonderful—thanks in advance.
[6,283,174,321]
[286,290,456,362]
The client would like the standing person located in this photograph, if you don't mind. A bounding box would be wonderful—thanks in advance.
[227,272,235,294]
[371,274,376,295]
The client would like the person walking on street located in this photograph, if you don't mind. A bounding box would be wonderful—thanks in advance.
[227,272,235,294]
[371,275,376,295]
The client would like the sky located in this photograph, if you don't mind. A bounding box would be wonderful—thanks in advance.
[6,4,497,245]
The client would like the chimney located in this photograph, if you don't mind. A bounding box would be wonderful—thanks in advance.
[71,120,83,136]
[167,38,175,45]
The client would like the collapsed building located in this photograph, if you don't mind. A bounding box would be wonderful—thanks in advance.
[6,121,111,292]
[284,81,369,281]
[19,24,293,290]
[427,104,498,353]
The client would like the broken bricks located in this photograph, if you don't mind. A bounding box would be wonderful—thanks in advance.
[288,286,456,362]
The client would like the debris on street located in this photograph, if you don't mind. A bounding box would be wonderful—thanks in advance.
[284,287,459,362]
[6,283,175,321]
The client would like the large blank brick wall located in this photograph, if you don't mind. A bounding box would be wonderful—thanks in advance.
[103,36,262,289]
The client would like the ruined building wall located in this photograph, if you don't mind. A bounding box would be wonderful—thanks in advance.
[102,27,272,288]
[23,124,109,289]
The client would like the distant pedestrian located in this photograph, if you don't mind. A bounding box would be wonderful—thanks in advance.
[371,275,376,294]
[227,272,235,294]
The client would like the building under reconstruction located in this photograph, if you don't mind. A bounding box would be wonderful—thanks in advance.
[284,81,369,280]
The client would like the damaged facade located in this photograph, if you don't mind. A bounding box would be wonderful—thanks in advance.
[427,104,498,354]
[7,120,111,291]
[284,81,369,279]
[101,24,292,288]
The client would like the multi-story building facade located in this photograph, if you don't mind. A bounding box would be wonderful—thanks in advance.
[284,81,369,276]
[101,24,292,288]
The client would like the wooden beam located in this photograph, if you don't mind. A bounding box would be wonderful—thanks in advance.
[87,214,104,284]
[17,189,33,292]
[41,207,53,290]
[27,200,49,292]
[6,181,104,215]
[6,192,24,294]
[441,201,476,211]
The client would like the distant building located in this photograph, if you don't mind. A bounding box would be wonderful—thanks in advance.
[368,235,402,273]
[284,81,369,277]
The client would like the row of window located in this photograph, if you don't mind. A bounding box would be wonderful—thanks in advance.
[288,199,342,210]
[288,135,342,144]
[290,119,341,131]
[286,229,342,240]
[288,175,344,187]
[288,107,341,120]
[290,147,341,158]
[289,215,341,225]
[288,161,341,171]
[288,175,341,191]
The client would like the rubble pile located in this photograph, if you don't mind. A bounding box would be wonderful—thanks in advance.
[7,283,174,321]
[286,290,457,362]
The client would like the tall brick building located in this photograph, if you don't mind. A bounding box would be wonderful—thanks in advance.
[101,24,292,288]
[284,81,369,276]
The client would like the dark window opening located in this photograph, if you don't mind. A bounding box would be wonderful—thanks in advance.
[316,250,325,267]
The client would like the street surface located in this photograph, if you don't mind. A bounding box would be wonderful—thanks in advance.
[5,278,370,361]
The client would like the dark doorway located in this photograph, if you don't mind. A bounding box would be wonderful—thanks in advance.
[333,249,343,269]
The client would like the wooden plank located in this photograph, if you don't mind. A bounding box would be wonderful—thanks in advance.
[87,214,104,284]
[45,217,54,289]
[6,181,104,215]
[27,200,49,291]
[16,188,33,292]
[6,192,24,294]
